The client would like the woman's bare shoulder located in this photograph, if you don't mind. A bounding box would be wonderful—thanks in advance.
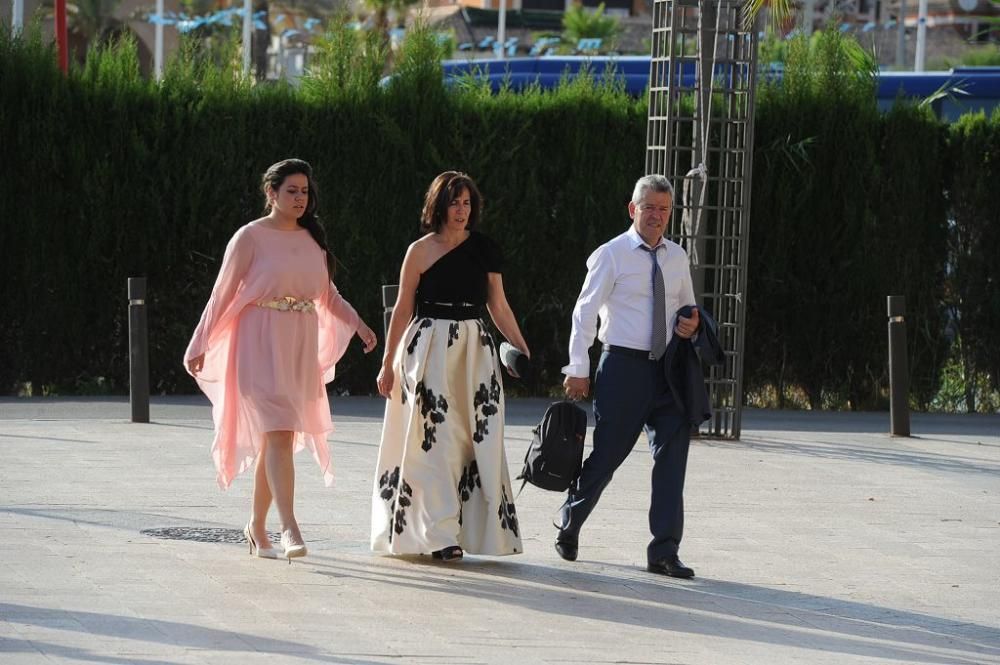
[405,234,438,266]
[410,233,438,251]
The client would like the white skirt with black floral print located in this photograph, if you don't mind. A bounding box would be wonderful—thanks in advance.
[370,316,522,556]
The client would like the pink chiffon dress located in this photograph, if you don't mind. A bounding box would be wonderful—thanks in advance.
[184,222,361,489]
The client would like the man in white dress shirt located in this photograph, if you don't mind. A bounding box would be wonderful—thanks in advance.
[558,174,701,578]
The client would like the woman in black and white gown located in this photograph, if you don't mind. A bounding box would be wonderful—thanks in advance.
[371,171,530,561]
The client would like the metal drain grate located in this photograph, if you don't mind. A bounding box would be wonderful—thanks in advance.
[140,527,279,544]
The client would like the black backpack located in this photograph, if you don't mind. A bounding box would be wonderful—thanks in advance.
[517,401,587,494]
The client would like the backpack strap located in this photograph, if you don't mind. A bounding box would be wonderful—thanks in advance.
[514,429,536,500]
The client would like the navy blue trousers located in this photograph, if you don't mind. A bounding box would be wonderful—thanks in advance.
[558,348,691,563]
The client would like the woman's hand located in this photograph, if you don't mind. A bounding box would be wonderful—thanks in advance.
[376,362,394,398]
[357,322,378,354]
[187,354,205,375]
[503,345,531,378]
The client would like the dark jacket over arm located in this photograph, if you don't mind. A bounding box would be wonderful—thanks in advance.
[663,306,724,426]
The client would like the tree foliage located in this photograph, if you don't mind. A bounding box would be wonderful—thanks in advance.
[561,2,621,45]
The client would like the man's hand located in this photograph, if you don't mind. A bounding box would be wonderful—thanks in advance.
[564,376,590,400]
[675,307,700,339]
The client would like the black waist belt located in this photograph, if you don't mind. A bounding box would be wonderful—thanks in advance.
[603,344,655,360]
[416,302,482,320]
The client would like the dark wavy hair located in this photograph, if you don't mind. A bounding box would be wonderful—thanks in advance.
[261,158,336,277]
[420,171,483,233]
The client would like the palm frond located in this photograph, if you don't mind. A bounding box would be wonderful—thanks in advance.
[920,80,970,109]
[742,0,794,32]
[844,35,879,80]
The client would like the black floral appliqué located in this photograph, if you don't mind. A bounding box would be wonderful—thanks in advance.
[457,461,482,526]
[498,484,519,537]
[458,461,481,502]
[476,320,496,353]
[378,466,413,543]
[489,371,501,403]
[472,371,501,443]
[406,318,433,355]
[416,381,449,452]
[447,322,460,347]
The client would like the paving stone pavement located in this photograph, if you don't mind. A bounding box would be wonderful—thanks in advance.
[1,396,998,665]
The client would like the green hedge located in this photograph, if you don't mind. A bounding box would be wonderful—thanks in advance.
[2,26,998,410]
[746,31,952,410]
[947,110,1000,410]
[0,27,646,397]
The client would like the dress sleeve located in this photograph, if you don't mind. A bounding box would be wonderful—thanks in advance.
[183,228,254,365]
[317,280,361,384]
[323,280,361,329]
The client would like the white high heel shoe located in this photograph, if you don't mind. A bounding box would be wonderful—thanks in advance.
[244,524,279,559]
[281,531,308,560]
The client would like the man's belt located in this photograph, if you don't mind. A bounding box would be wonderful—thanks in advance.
[603,344,656,360]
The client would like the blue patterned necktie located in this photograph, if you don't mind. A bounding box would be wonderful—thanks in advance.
[642,244,667,361]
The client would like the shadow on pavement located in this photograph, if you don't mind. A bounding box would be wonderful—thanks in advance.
[706,436,1000,476]
[305,556,999,665]
[0,603,386,664]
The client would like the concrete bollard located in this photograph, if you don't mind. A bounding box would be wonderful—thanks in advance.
[128,277,150,423]
[887,295,909,437]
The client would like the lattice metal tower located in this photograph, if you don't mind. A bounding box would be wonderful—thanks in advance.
[646,0,760,438]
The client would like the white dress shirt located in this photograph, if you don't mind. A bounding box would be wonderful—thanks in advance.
[562,226,697,378]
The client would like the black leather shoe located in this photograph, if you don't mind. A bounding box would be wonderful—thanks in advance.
[432,546,464,562]
[647,556,694,578]
[554,540,578,562]
[553,501,573,532]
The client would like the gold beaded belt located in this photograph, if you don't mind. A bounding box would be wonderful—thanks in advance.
[256,296,316,313]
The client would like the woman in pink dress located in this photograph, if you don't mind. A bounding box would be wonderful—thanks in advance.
[184,158,377,560]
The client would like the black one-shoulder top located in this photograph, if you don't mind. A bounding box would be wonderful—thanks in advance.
[415,231,504,307]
